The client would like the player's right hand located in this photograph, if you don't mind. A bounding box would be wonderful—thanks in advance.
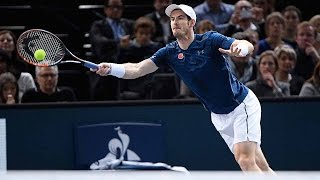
[94,63,111,76]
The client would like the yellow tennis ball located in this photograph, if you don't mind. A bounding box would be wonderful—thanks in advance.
[34,49,46,61]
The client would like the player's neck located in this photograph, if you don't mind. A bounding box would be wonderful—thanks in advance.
[177,33,194,50]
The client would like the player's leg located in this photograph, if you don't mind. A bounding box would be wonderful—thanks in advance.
[232,89,264,172]
[211,109,262,172]
[219,132,262,172]
[233,141,261,172]
[255,146,276,174]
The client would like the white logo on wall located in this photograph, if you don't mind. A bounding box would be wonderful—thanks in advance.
[90,126,141,170]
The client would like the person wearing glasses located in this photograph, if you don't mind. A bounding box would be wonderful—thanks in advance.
[21,66,76,103]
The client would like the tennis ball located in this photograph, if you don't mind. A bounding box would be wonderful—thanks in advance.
[34,49,46,61]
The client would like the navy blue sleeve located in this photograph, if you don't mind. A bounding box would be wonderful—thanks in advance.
[150,46,168,67]
[209,31,235,50]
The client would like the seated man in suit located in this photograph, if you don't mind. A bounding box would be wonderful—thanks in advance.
[89,0,135,100]
[144,0,174,47]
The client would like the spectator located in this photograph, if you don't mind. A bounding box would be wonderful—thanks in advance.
[282,5,302,47]
[144,0,174,46]
[309,14,320,54]
[256,12,289,56]
[246,50,290,97]
[194,0,234,33]
[244,29,260,58]
[293,21,320,81]
[0,49,35,102]
[250,0,276,39]
[89,0,134,100]
[0,72,19,104]
[224,0,263,38]
[21,66,76,103]
[251,0,274,20]
[274,44,304,95]
[227,32,257,84]
[0,30,32,75]
[299,61,320,97]
[119,16,162,99]
[196,19,216,34]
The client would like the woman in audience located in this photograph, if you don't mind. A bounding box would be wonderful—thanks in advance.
[0,49,35,102]
[0,30,31,74]
[256,12,289,56]
[299,61,320,97]
[274,44,304,95]
[0,72,19,104]
[246,50,290,97]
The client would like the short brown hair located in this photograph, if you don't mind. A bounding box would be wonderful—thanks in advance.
[134,16,156,35]
[296,21,317,38]
[265,12,286,36]
[274,44,297,62]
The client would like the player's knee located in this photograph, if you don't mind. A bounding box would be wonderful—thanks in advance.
[236,156,256,170]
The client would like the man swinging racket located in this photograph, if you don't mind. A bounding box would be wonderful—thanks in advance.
[93,4,275,173]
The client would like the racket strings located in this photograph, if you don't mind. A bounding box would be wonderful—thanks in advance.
[17,30,65,66]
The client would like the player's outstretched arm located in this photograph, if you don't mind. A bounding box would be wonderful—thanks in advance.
[94,59,158,79]
[218,39,254,57]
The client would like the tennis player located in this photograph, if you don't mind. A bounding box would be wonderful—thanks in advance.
[94,4,275,173]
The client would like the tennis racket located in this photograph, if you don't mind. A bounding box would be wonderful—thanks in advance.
[16,29,99,69]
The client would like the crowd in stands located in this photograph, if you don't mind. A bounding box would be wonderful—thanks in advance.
[1,0,320,104]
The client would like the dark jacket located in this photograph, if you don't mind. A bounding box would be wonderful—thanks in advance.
[145,12,174,47]
[89,18,134,63]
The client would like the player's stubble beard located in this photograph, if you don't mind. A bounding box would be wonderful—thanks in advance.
[173,28,190,40]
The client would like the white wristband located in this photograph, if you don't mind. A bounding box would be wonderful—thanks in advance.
[108,63,125,78]
[235,43,249,57]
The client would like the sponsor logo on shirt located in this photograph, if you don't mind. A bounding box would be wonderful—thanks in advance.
[198,50,204,55]
[178,53,184,60]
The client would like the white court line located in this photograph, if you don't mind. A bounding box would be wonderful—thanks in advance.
[1,171,320,180]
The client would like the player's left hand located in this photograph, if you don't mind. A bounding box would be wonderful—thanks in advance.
[218,43,243,57]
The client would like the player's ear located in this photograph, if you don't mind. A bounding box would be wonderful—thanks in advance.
[189,19,196,28]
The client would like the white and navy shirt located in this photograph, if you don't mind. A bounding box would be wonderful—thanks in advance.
[150,31,249,114]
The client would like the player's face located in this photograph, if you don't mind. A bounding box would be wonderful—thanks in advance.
[170,10,192,39]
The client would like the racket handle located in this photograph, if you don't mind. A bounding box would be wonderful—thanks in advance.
[83,60,99,70]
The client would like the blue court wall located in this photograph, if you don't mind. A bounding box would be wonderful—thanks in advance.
[0,97,319,171]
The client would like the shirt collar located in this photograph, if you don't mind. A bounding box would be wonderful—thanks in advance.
[106,17,120,25]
